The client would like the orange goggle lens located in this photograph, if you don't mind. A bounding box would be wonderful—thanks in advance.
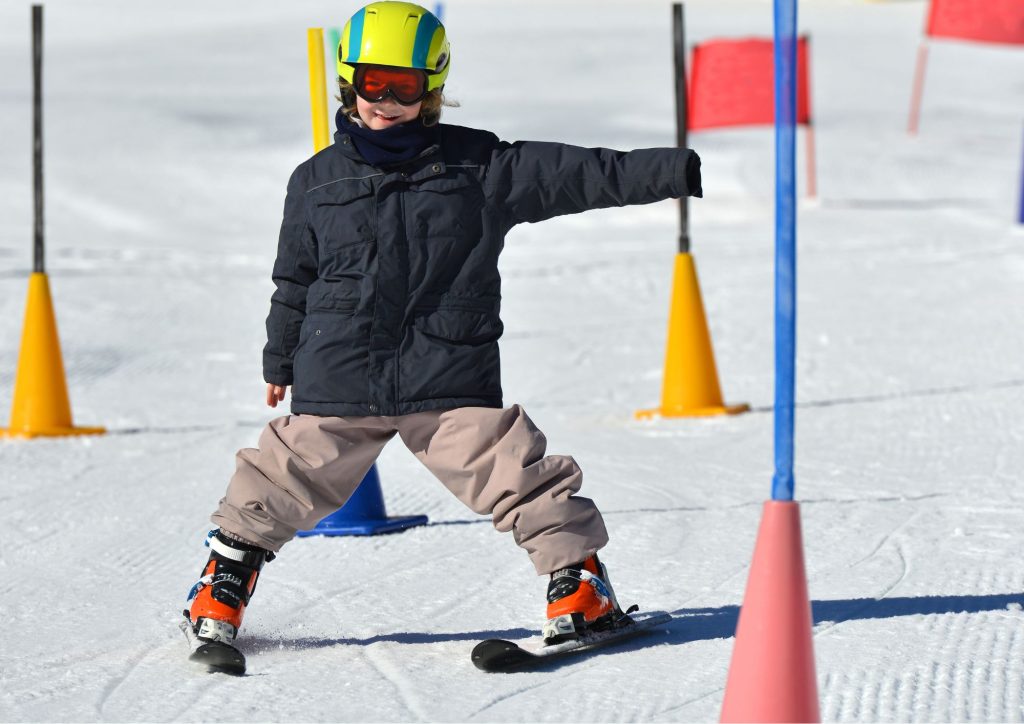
[353,65,428,106]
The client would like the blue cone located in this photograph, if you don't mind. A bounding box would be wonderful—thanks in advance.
[295,464,428,537]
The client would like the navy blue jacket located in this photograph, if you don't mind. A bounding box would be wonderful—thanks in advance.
[263,123,702,416]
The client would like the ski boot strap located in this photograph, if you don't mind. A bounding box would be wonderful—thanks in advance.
[206,529,274,570]
[194,530,274,610]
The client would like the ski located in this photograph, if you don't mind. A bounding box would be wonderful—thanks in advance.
[471,610,672,673]
[179,618,246,676]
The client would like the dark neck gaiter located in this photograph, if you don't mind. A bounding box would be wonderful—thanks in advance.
[337,109,439,168]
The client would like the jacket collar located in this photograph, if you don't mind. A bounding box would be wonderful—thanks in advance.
[334,131,445,181]
[335,111,440,167]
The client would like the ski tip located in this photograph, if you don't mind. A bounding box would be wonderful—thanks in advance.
[181,616,247,676]
[471,638,535,673]
[188,641,247,676]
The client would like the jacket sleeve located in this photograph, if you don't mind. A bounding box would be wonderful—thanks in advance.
[262,165,318,387]
[483,140,702,227]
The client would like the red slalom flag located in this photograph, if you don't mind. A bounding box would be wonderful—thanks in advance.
[688,36,811,131]
[926,0,1024,46]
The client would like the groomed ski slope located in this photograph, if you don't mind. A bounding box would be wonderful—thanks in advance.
[1,0,1023,720]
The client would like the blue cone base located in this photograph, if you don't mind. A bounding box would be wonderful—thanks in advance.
[295,514,429,537]
[295,464,428,538]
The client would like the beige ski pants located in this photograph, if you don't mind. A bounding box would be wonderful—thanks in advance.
[210,405,608,575]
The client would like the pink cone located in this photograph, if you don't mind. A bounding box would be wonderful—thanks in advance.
[720,500,820,723]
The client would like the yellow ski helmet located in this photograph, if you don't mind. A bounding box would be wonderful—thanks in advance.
[338,2,451,91]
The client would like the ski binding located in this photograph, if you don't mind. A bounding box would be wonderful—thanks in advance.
[471,609,672,673]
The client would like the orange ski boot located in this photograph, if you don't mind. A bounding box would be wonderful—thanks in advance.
[184,530,273,645]
[542,554,622,644]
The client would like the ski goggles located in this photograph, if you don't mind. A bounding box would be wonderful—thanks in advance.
[352,64,429,106]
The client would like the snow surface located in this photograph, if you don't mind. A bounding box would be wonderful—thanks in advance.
[1,0,1023,720]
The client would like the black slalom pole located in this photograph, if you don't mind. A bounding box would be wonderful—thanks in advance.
[634,1,749,421]
[32,4,44,274]
[672,2,690,254]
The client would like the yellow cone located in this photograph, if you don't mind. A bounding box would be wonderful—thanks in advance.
[636,253,749,419]
[1,273,104,439]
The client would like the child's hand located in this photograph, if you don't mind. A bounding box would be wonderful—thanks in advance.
[266,383,288,408]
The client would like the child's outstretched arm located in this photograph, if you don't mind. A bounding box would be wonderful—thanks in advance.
[484,140,702,227]
[263,165,318,392]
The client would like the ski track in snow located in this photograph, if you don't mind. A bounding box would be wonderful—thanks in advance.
[94,646,155,720]
[850,514,916,597]
[467,679,559,721]
[360,646,424,722]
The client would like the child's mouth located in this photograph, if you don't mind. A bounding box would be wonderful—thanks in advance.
[374,111,401,122]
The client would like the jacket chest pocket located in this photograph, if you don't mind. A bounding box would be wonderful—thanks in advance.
[308,178,378,279]
[406,176,484,240]
[309,179,377,252]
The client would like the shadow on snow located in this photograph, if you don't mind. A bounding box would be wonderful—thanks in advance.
[242,592,1024,669]
[669,592,1024,644]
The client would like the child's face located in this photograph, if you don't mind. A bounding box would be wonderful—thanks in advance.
[356,95,423,130]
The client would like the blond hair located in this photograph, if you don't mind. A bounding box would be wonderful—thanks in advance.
[336,77,458,127]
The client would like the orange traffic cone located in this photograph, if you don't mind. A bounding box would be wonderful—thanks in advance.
[1,272,104,439]
[637,253,748,419]
[720,500,820,722]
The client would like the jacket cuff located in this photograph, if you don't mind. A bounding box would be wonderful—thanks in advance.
[679,150,703,198]
[263,369,293,387]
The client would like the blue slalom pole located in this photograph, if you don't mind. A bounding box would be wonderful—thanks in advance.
[771,0,798,502]
[1018,123,1024,224]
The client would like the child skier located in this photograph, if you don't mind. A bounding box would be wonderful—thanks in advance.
[184,0,702,663]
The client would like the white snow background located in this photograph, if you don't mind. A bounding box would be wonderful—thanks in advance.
[1,0,1023,721]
